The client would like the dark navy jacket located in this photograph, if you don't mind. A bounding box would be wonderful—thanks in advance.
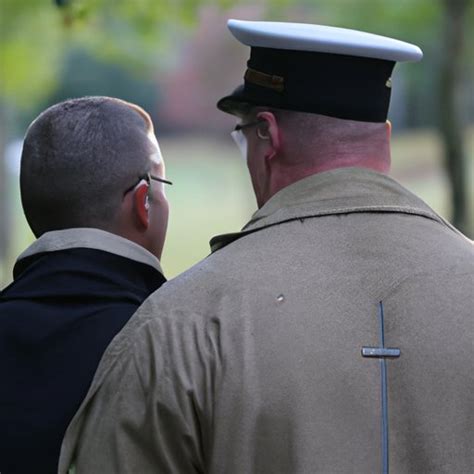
[0,229,166,474]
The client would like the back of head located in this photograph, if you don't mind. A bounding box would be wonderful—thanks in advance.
[266,108,390,172]
[21,97,153,237]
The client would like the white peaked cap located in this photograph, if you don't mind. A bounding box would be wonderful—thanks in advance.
[218,19,423,122]
[228,20,423,62]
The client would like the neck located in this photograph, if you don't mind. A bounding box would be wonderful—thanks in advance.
[258,116,392,207]
[263,145,390,207]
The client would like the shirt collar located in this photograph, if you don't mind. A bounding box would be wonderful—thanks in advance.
[17,228,163,274]
[210,167,454,253]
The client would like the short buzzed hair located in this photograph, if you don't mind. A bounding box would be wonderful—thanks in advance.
[21,96,155,237]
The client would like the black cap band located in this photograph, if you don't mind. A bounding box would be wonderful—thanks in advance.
[218,47,396,122]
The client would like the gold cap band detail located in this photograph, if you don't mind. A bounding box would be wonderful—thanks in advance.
[244,67,284,93]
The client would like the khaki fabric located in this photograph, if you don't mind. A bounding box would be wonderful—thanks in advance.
[59,168,474,474]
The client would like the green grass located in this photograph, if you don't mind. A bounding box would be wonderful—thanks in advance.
[1,127,473,286]
[390,127,474,222]
[159,136,255,277]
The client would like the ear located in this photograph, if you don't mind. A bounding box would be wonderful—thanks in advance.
[256,111,281,159]
[385,120,392,140]
[133,182,150,229]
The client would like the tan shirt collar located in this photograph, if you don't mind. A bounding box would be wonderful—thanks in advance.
[211,167,456,252]
[244,167,439,230]
[17,228,163,274]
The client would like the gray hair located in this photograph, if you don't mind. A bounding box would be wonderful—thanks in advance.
[20,96,155,237]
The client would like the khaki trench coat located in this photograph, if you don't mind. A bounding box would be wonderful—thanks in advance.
[60,168,474,474]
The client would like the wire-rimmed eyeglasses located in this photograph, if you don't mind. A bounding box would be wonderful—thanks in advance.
[231,119,265,157]
[123,173,173,196]
[233,119,265,133]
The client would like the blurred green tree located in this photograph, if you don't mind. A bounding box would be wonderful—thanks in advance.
[1,0,64,265]
[439,0,473,235]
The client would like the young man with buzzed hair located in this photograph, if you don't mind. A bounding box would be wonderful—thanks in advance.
[0,96,171,474]
[61,22,473,474]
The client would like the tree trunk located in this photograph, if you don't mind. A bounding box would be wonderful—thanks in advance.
[439,0,472,236]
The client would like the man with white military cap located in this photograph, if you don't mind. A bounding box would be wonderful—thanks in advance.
[60,20,474,474]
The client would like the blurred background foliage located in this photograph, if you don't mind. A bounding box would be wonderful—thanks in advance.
[0,0,473,286]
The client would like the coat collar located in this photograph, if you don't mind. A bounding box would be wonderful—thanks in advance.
[17,228,163,274]
[210,167,457,252]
